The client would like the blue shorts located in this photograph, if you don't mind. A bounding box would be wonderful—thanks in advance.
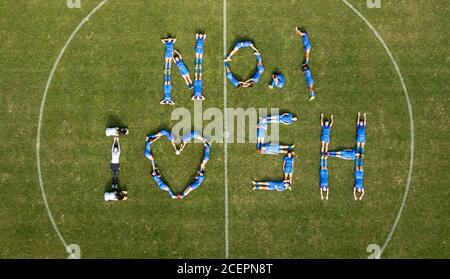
[357,135,365,143]
[306,78,314,87]
[257,127,265,138]
[284,167,293,174]
[320,134,330,143]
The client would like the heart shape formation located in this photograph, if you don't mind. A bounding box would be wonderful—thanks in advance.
[144,130,210,200]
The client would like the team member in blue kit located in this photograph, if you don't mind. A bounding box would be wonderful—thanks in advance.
[269,73,285,89]
[224,61,244,88]
[161,37,176,71]
[295,26,312,65]
[243,52,265,87]
[179,170,206,199]
[283,151,295,185]
[320,156,329,200]
[251,180,292,191]
[200,142,210,171]
[225,40,259,61]
[173,50,193,88]
[353,157,365,200]
[320,113,333,154]
[356,112,367,154]
[151,168,176,199]
[160,74,175,105]
[327,149,360,161]
[146,129,177,151]
[302,64,316,101]
[257,143,295,155]
[266,113,298,125]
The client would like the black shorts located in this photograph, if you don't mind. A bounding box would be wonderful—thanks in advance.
[111,163,120,174]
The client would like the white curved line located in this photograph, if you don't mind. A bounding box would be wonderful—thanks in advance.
[36,0,109,251]
[342,0,415,258]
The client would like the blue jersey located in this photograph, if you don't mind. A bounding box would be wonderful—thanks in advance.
[341,149,357,160]
[164,41,174,58]
[159,129,174,141]
[302,32,312,51]
[195,38,205,54]
[144,141,152,157]
[190,175,205,190]
[257,127,266,139]
[283,156,294,173]
[304,68,314,87]
[356,124,366,143]
[175,59,189,76]
[275,74,285,88]
[251,66,264,82]
[321,125,331,143]
[267,181,287,191]
[354,170,364,189]
[280,113,295,124]
[152,174,167,189]
[236,41,252,49]
[182,131,201,142]
[203,144,210,162]
[262,144,281,154]
[320,169,329,188]
[193,80,202,96]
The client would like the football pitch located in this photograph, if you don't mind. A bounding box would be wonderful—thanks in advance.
[0,0,448,259]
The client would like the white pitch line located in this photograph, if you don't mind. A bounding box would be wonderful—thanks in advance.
[342,0,415,258]
[223,0,229,259]
[36,0,109,252]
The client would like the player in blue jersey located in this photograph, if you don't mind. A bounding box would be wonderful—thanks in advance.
[302,64,316,101]
[179,130,206,152]
[320,113,334,154]
[327,149,360,161]
[192,79,205,101]
[151,168,177,199]
[160,74,175,105]
[224,61,244,88]
[252,180,291,191]
[266,113,298,125]
[356,112,367,154]
[195,33,206,63]
[243,52,265,87]
[257,143,295,155]
[225,40,258,61]
[256,117,267,149]
[173,50,193,89]
[295,27,312,65]
[144,137,158,160]
[161,37,176,72]
[283,151,295,185]
[146,129,177,151]
[179,169,205,198]
[320,156,329,200]
[200,142,211,170]
[269,73,285,89]
[353,157,365,200]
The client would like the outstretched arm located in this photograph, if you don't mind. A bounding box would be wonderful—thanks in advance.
[330,114,334,126]
[320,113,324,126]
[364,113,367,126]
[173,49,182,59]
[357,112,361,125]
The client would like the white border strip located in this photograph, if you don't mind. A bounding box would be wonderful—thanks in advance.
[223,0,229,259]
[36,0,109,251]
[342,0,415,257]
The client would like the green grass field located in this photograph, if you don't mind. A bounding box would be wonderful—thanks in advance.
[0,0,448,259]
